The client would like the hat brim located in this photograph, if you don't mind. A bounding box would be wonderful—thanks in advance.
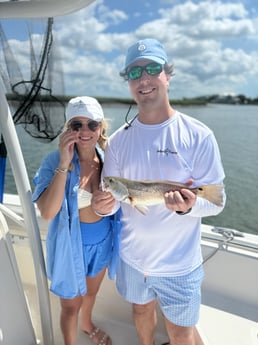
[122,55,166,74]
[65,113,103,125]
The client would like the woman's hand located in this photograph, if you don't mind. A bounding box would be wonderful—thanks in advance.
[58,129,78,168]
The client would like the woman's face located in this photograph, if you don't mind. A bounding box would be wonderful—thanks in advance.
[68,116,101,148]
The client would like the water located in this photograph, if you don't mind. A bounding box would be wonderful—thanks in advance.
[3,103,258,235]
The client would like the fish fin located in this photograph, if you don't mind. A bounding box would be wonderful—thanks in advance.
[121,198,148,215]
[198,184,224,206]
[129,197,149,215]
[134,205,149,215]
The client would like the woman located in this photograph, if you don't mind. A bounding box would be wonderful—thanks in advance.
[32,96,113,345]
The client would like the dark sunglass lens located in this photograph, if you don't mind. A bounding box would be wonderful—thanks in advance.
[146,63,162,76]
[88,121,100,132]
[128,66,142,80]
[70,121,82,131]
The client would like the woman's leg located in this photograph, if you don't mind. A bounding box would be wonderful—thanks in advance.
[60,295,83,345]
[80,267,106,333]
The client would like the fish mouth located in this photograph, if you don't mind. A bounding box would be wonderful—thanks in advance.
[102,178,109,191]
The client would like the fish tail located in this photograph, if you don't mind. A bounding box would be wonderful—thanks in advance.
[198,184,224,206]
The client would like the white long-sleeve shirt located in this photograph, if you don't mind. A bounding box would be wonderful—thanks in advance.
[103,111,226,276]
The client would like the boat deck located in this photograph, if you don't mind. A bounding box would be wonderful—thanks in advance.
[1,194,258,345]
[11,230,258,345]
[13,235,168,345]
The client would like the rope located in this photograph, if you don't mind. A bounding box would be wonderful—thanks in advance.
[203,227,244,263]
[0,18,65,142]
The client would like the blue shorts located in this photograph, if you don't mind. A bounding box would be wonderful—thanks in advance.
[81,218,113,277]
[116,258,204,327]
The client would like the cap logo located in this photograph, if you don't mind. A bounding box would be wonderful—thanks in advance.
[138,44,146,51]
[74,100,84,109]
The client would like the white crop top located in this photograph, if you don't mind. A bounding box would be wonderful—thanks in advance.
[78,188,92,209]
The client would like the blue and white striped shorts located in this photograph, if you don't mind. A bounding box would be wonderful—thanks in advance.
[116,258,204,327]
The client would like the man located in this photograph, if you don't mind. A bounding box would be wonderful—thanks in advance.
[92,38,226,345]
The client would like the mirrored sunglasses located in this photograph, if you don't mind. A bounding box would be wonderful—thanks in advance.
[69,120,101,132]
[127,62,163,81]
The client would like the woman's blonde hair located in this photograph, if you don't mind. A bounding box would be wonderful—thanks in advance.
[98,119,108,151]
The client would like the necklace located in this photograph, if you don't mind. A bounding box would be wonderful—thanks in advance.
[79,159,99,170]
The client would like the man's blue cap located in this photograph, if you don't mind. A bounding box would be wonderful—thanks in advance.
[122,38,168,72]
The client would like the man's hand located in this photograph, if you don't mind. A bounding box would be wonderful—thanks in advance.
[164,179,196,213]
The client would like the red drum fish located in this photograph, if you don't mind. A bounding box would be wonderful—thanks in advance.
[103,176,224,215]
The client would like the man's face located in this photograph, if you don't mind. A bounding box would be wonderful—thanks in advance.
[127,59,170,105]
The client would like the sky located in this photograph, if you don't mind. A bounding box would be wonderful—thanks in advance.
[1,0,258,100]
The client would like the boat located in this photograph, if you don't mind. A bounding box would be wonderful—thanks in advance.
[0,1,257,344]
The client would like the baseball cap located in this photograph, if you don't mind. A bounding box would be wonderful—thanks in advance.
[65,96,104,123]
[122,38,168,72]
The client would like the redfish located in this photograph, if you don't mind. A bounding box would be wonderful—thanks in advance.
[103,176,224,215]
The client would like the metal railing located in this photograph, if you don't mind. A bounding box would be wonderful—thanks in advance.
[0,76,54,345]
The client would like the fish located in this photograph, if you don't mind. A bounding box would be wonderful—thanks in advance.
[103,176,224,215]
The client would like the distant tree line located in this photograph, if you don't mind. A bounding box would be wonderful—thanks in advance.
[191,94,258,105]
[6,93,258,105]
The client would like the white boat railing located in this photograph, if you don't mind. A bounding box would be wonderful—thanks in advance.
[201,227,258,322]
[0,2,96,343]
[0,202,25,228]
[0,76,54,345]
[0,209,38,345]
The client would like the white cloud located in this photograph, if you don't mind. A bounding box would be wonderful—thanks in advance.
[1,0,258,98]
[97,5,128,25]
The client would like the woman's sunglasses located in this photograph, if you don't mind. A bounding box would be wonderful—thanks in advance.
[126,62,163,81]
[69,120,101,132]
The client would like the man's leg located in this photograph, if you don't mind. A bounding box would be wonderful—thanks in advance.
[116,258,158,344]
[164,318,204,345]
[159,265,205,345]
[133,300,157,345]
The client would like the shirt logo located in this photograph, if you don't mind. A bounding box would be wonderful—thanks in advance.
[157,148,177,155]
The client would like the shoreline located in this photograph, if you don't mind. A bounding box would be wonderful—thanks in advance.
[6,94,258,106]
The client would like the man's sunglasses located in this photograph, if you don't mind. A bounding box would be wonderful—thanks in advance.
[126,62,163,81]
[69,120,101,132]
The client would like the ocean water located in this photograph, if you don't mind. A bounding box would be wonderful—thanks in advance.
[3,103,258,235]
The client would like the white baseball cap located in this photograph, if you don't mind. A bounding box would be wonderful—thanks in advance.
[65,96,104,123]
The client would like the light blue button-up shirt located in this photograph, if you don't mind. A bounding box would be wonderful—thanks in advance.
[32,147,122,298]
